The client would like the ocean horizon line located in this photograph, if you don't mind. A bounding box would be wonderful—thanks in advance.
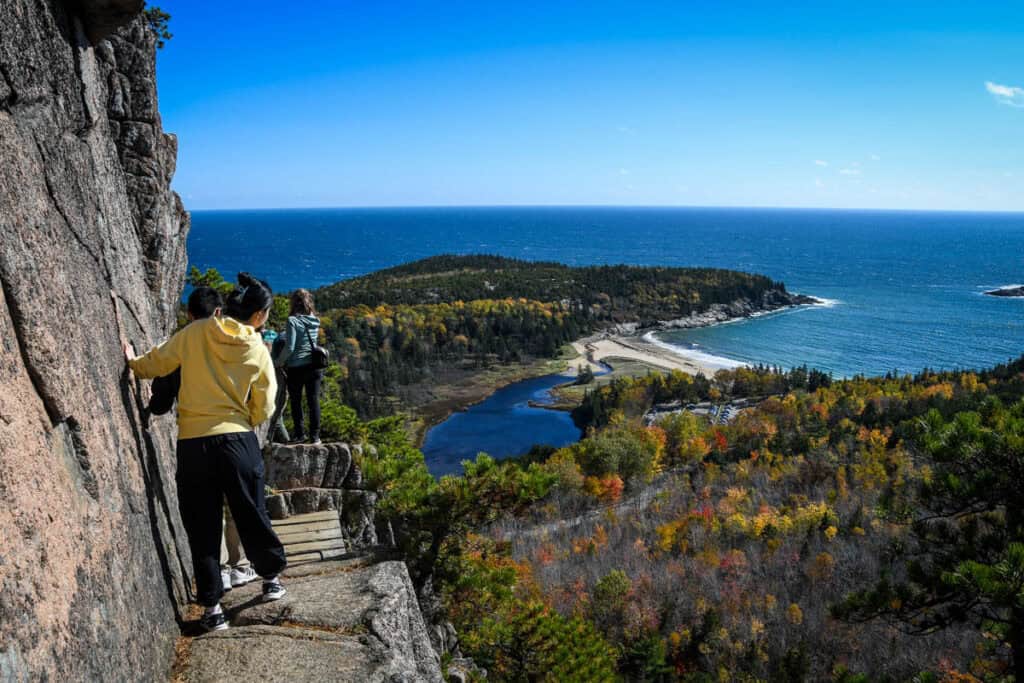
[185,203,1024,216]
[188,207,1024,378]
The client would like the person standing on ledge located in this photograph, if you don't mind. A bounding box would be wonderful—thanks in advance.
[274,288,323,445]
[144,285,261,594]
[125,272,288,632]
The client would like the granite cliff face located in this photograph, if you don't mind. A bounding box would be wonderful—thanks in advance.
[0,1,190,680]
[1,5,448,682]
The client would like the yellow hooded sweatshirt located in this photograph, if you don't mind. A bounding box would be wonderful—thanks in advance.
[129,316,277,440]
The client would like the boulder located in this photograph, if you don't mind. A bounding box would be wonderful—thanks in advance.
[264,442,353,489]
[265,492,290,520]
[343,489,379,546]
[0,2,189,680]
[264,487,343,519]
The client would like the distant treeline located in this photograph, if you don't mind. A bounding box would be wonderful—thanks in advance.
[318,254,789,324]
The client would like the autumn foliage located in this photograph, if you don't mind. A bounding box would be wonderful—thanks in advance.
[427,357,1024,680]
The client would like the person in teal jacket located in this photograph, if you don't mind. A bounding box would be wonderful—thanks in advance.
[273,289,322,444]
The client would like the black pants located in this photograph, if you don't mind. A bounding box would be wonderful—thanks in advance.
[176,432,287,607]
[286,364,323,440]
[267,367,290,443]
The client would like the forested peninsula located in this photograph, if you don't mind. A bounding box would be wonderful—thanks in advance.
[308,255,815,430]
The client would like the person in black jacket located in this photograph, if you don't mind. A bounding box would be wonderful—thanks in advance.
[265,334,290,443]
[147,286,223,416]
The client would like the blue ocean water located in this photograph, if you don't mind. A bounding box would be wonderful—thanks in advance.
[189,206,1024,377]
[421,373,582,477]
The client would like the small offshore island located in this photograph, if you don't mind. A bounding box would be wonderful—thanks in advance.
[309,254,821,447]
[985,284,1024,297]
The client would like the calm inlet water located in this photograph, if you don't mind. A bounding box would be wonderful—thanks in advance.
[420,373,582,477]
[189,206,1024,472]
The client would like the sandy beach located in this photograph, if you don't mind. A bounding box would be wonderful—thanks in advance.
[570,333,742,377]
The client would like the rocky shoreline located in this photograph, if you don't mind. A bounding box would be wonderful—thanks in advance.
[604,290,823,335]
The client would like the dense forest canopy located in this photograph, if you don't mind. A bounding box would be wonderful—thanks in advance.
[316,254,795,324]
[400,357,1024,681]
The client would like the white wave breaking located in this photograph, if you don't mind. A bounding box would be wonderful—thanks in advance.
[641,294,838,371]
[642,332,748,370]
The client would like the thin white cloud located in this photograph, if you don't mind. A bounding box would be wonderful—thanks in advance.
[839,168,861,176]
[985,81,1024,108]
[814,178,824,188]
[814,160,828,166]
[870,154,881,161]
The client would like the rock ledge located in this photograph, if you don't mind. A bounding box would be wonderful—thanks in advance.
[178,557,443,682]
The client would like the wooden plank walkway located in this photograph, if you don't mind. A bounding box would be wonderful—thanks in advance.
[272,510,346,564]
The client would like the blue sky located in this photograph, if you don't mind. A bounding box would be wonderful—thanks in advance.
[156,1,1024,211]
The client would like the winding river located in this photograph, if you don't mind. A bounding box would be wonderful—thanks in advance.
[421,373,583,477]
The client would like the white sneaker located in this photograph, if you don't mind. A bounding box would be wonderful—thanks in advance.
[220,569,232,592]
[230,566,259,588]
[262,577,287,602]
[200,603,228,632]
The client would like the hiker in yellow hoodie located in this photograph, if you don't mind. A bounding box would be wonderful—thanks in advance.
[125,272,287,632]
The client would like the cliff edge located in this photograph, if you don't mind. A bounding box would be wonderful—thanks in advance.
[0,1,190,680]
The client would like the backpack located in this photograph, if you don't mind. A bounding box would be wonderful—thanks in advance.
[305,323,329,370]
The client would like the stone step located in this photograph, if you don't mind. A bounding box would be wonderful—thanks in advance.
[180,558,443,682]
[182,625,377,682]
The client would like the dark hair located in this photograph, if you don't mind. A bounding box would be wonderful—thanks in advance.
[223,272,273,322]
[187,286,222,319]
[289,289,317,316]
